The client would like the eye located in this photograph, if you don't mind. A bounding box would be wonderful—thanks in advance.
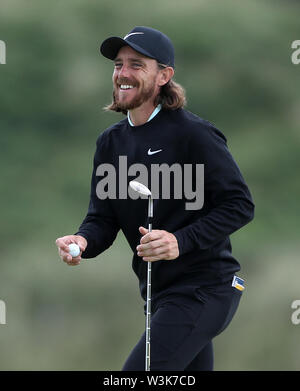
[132,63,142,69]
[114,63,122,69]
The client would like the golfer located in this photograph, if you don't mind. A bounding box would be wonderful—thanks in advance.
[56,26,255,371]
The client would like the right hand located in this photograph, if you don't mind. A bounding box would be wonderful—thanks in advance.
[55,235,87,266]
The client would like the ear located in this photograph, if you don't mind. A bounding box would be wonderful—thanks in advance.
[158,67,174,87]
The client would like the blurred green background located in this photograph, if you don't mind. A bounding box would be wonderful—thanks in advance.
[1,0,300,371]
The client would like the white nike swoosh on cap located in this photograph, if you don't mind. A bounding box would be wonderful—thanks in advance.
[148,148,162,155]
[124,32,145,40]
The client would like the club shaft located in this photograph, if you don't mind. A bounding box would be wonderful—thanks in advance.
[145,255,151,371]
[145,196,153,371]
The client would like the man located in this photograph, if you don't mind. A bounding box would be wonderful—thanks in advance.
[55,26,255,371]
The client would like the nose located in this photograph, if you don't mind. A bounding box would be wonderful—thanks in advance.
[118,64,130,79]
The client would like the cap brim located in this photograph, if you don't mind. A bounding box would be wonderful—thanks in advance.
[100,36,156,62]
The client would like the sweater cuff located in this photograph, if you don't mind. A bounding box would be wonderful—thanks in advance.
[173,229,195,256]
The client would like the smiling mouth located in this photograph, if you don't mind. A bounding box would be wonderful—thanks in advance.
[119,84,136,90]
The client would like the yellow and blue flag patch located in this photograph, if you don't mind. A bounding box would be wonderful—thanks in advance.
[232,276,245,291]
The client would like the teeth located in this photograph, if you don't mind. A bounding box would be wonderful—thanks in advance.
[120,85,134,90]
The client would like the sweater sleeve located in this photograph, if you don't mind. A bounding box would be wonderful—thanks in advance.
[173,122,255,255]
[75,133,120,258]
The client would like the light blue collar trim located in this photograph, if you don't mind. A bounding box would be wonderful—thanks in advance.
[128,104,162,127]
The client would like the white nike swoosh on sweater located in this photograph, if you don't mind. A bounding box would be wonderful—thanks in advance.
[148,148,162,155]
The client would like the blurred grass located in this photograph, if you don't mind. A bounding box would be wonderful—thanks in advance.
[0,0,300,370]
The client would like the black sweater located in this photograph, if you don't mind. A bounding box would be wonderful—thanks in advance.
[76,108,255,300]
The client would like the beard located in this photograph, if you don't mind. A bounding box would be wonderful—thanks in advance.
[112,76,157,111]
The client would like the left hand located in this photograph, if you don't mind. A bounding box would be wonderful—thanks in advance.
[137,226,179,262]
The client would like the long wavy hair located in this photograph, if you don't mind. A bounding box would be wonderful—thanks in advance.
[104,63,187,115]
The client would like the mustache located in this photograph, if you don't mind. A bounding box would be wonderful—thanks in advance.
[116,77,139,86]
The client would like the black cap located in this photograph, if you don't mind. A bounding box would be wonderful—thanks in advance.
[100,26,175,68]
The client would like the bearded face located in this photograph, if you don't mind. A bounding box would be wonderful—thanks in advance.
[112,73,158,111]
[111,46,163,112]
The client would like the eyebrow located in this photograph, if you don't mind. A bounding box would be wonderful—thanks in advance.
[114,57,146,64]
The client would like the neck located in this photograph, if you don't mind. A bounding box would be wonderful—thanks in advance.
[128,101,156,126]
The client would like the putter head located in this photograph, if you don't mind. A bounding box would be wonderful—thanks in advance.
[129,181,152,197]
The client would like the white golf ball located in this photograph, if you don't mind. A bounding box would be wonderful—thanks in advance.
[68,243,80,258]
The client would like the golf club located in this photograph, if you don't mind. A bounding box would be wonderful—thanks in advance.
[129,180,153,372]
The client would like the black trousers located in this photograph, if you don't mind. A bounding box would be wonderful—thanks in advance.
[122,277,242,371]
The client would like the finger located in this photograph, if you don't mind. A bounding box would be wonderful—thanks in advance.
[66,259,81,266]
[72,238,86,252]
[78,243,86,252]
[59,250,73,263]
[139,226,148,235]
[137,239,163,253]
[71,255,82,261]
[56,242,70,253]
[140,230,162,244]
[59,249,82,263]
[137,243,166,258]
[140,246,168,260]
[63,253,81,265]
[75,235,88,252]
[56,238,72,253]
